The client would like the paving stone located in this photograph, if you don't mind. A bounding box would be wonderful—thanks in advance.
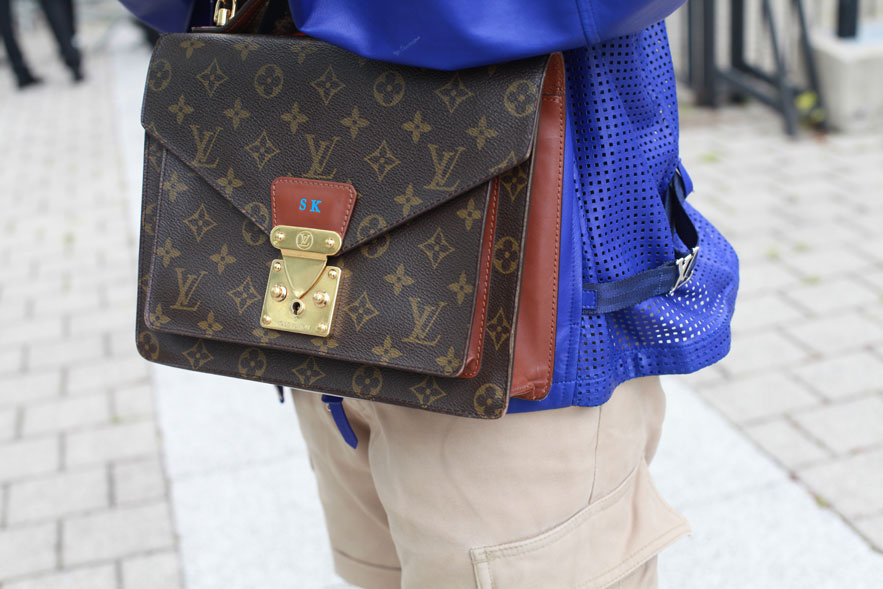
[744,418,830,469]
[0,298,28,324]
[732,259,803,298]
[114,458,167,506]
[0,371,62,408]
[854,514,883,552]
[23,394,111,435]
[0,345,23,374]
[122,551,182,589]
[792,396,883,454]
[701,371,820,423]
[68,304,134,337]
[716,330,809,375]
[0,523,56,580]
[780,248,875,281]
[799,448,883,518]
[27,336,105,370]
[0,406,16,441]
[113,384,155,420]
[63,502,174,565]
[66,421,159,466]
[791,351,883,400]
[730,293,806,333]
[3,565,117,589]
[0,437,59,482]
[7,468,108,524]
[862,268,883,293]
[785,311,883,356]
[67,356,150,395]
[782,276,881,315]
[0,316,64,347]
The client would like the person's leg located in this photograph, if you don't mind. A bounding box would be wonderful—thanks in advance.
[291,389,402,589]
[293,376,689,588]
[0,0,39,86]
[36,0,81,80]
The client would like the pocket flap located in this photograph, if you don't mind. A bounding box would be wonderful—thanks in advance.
[141,34,551,253]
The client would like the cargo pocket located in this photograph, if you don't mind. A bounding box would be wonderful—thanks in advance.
[470,459,690,589]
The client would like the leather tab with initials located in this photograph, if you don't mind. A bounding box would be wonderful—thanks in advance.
[271,178,357,238]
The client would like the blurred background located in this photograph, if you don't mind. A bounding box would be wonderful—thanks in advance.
[0,1,881,587]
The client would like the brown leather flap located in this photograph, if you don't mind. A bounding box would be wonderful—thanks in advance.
[141,34,552,253]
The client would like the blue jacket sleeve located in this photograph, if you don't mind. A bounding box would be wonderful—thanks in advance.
[118,0,686,69]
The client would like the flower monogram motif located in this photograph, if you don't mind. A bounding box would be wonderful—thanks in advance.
[401,111,431,143]
[237,348,267,378]
[168,94,194,125]
[252,328,280,344]
[162,170,188,201]
[233,40,259,61]
[447,271,474,305]
[435,73,473,114]
[351,365,383,398]
[394,184,423,215]
[148,59,171,92]
[156,237,180,267]
[183,204,217,243]
[373,70,405,107]
[340,106,370,139]
[409,376,446,407]
[182,340,213,369]
[244,131,280,170]
[217,168,243,196]
[226,276,261,315]
[485,307,511,351]
[223,98,251,129]
[310,337,339,353]
[149,303,171,326]
[197,311,223,336]
[435,347,460,375]
[179,38,205,59]
[310,65,345,105]
[290,44,318,64]
[364,140,400,182]
[466,115,499,150]
[372,336,403,363]
[281,103,309,134]
[383,264,415,296]
[196,59,228,97]
[493,236,519,274]
[209,243,237,274]
[343,291,379,332]
[474,383,505,418]
[292,357,326,387]
[254,63,284,99]
[137,332,160,361]
[503,79,539,117]
[456,198,482,230]
[418,227,455,269]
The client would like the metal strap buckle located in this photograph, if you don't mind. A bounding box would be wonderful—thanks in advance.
[670,246,700,295]
[213,0,237,26]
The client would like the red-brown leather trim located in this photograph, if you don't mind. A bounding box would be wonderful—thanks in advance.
[510,53,566,400]
[271,178,357,237]
[460,178,501,378]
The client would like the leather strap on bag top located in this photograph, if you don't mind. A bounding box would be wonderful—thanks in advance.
[581,162,700,315]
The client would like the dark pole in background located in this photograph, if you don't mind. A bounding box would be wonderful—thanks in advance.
[837,0,860,38]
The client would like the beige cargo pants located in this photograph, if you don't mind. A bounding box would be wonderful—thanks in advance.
[291,376,689,589]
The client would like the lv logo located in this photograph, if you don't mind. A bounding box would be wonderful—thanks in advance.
[403,297,447,346]
[190,125,223,168]
[171,268,209,311]
[425,144,466,192]
[304,134,341,179]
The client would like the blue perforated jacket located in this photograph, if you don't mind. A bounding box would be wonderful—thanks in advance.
[122,0,739,414]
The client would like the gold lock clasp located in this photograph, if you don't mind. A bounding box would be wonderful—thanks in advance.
[260,226,342,337]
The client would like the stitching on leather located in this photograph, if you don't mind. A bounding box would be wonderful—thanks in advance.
[271,177,356,235]
[462,179,500,378]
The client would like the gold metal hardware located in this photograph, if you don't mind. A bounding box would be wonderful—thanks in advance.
[261,225,342,337]
[213,0,237,26]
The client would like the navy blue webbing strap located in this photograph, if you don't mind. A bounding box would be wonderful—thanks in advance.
[321,394,358,449]
[582,165,700,315]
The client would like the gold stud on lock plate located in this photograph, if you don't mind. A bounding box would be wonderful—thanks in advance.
[260,225,342,337]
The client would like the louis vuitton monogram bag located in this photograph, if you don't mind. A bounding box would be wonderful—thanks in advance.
[135,2,567,419]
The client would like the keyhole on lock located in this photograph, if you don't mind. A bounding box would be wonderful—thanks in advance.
[291,300,306,316]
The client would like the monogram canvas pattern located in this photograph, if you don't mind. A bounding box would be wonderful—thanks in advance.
[137,33,555,418]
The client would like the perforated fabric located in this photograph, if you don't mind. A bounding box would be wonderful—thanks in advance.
[563,23,739,407]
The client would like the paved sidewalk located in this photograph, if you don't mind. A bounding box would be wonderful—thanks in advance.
[676,101,883,551]
[0,8,182,589]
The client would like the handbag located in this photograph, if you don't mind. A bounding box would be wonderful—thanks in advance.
[135,0,569,419]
